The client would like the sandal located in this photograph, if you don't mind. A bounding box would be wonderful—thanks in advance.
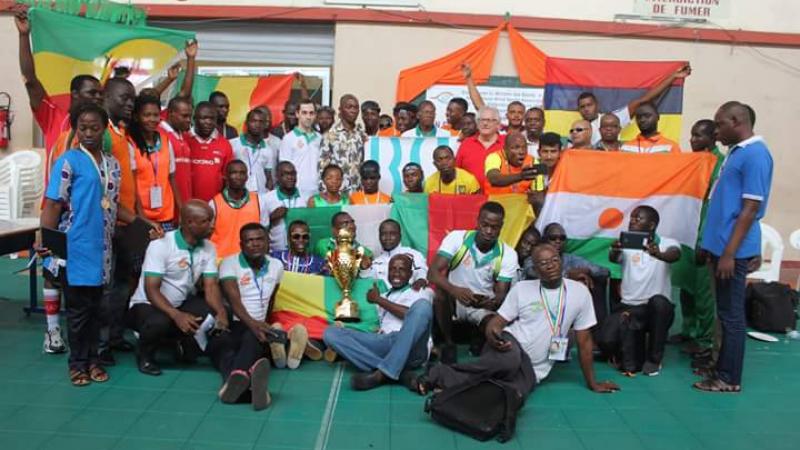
[693,378,741,393]
[411,374,433,396]
[69,369,91,387]
[89,365,109,383]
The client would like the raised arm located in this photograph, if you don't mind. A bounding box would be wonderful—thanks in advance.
[461,63,486,110]
[627,64,691,115]
[179,40,198,99]
[294,72,310,102]
[15,10,46,110]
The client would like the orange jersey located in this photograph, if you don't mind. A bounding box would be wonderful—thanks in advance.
[349,190,392,205]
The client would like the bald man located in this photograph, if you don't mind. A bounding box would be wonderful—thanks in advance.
[695,101,773,393]
[319,93,368,193]
[568,119,593,149]
[127,200,229,376]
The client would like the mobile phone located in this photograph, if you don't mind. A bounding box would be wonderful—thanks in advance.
[530,163,549,175]
[619,231,650,249]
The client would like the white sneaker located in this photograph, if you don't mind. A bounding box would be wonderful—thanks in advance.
[43,326,67,354]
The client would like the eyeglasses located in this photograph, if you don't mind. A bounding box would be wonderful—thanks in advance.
[291,234,310,240]
[546,235,567,242]
[569,127,587,133]
[534,256,562,268]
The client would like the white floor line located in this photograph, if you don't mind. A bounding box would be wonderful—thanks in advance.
[314,362,344,450]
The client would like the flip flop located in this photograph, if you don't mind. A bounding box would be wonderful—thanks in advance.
[88,364,109,383]
[69,369,91,387]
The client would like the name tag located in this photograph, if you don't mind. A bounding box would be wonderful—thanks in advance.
[150,186,163,209]
[548,336,569,361]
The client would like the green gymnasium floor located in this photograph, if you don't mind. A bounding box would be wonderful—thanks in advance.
[1,257,799,450]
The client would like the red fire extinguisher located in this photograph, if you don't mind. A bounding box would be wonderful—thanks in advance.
[0,92,12,150]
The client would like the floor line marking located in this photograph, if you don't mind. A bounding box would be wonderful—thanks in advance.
[314,362,344,450]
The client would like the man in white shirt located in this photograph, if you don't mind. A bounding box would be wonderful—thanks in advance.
[401,101,451,138]
[278,99,322,198]
[427,201,519,364]
[361,219,427,289]
[208,223,284,410]
[127,201,229,376]
[264,161,309,252]
[229,108,275,194]
[419,244,619,398]
[324,254,434,391]
[599,205,680,377]
[576,64,691,146]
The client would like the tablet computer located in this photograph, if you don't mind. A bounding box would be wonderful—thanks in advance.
[620,231,650,250]
[41,227,67,259]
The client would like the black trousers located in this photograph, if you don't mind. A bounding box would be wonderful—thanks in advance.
[126,295,211,359]
[427,333,536,401]
[207,321,268,381]
[61,273,104,372]
[597,295,675,372]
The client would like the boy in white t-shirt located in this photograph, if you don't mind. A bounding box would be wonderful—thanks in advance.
[323,254,434,391]
[427,202,519,364]
[599,205,681,377]
[418,244,619,398]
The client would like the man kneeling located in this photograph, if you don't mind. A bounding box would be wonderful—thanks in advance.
[419,244,619,398]
[208,223,284,410]
[324,255,434,391]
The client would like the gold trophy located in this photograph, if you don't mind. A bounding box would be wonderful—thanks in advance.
[326,228,364,322]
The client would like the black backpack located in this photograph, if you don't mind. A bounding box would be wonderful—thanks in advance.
[424,376,522,443]
[746,282,799,333]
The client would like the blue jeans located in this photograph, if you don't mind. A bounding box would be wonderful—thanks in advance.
[712,256,749,385]
[323,300,433,380]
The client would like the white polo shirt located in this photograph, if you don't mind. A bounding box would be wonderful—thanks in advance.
[361,245,428,287]
[219,253,283,322]
[400,126,451,138]
[380,285,434,334]
[278,127,322,198]
[620,236,680,306]
[436,230,518,297]
[590,105,631,146]
[230,136,275,195]
[130,230,218,308]
[263,187,309,252]
[500,279,596,382]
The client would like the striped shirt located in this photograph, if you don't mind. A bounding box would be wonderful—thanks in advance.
[621,133,681,154]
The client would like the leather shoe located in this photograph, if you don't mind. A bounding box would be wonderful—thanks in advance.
[137,356,162,376]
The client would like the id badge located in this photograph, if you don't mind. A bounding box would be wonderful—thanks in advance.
[150,186,163,209]
[548,336,569,361]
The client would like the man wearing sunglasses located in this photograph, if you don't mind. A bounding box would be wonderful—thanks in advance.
[271,220,326,275]
[568,119,593,149]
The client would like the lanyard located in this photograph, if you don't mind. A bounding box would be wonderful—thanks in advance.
[79,145,109,204]
[251,262,269,305]
[540,282,567,337]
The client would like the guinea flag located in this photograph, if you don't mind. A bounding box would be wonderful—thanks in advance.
[536,150,716,290]
[269,196,533,338]
[28,8,193,115]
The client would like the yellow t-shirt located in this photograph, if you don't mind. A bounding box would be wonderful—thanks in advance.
[424,168,481,195]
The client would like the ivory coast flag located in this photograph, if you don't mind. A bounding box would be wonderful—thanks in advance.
[181,73,295,133]
[270,196,533,337]
[29,8,194,113]
[536,150,716,288]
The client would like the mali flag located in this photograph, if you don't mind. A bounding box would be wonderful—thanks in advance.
[536,150,715,291]
[29,8,194,113]
[270,196,533,338]
[184,73,295,133]
[543,57,687,142]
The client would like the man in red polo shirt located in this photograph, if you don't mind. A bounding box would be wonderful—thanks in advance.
[161,97,194,203]
[455,106,505,188]
[188,101,234,202]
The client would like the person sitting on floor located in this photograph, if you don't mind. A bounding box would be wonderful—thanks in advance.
[324,254,434,391]
[313,212,374,267]
[361,219,427,289]
[349,160,392,205]
[427,201,518,364]
[416,243,619,397]
[209,223,282,410]
[598,205,681,377]
[272,220,326,275]
[127,201,229,376]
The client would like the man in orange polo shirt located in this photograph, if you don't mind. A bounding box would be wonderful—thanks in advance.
[484,133,545,195]
[621,102,682,154]
[456,106,505,188]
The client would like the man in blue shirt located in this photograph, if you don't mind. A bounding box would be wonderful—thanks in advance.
[695,101,773,393]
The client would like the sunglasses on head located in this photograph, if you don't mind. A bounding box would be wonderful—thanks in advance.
[291,233,310,240]
[569,127,587,133]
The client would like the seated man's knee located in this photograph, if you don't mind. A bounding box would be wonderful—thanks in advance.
[649,295,674,314]
[407,300,433,321]
[322,326,344,347]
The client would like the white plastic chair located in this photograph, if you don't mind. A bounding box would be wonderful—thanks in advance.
[747,223,784,282]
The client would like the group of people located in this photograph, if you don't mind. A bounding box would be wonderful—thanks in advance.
[16,7,773,413]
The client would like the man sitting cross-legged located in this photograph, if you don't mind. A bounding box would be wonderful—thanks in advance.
[417,243,619,397]
[427,201,519,364]
[127,201,229,376]
[208,223,283,410]
[324,254,434,390]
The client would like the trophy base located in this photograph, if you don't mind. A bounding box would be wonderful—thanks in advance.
[334,299,361,323]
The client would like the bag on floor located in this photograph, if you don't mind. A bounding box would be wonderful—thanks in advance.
[746,282,799,333]
[424,376,521,442]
